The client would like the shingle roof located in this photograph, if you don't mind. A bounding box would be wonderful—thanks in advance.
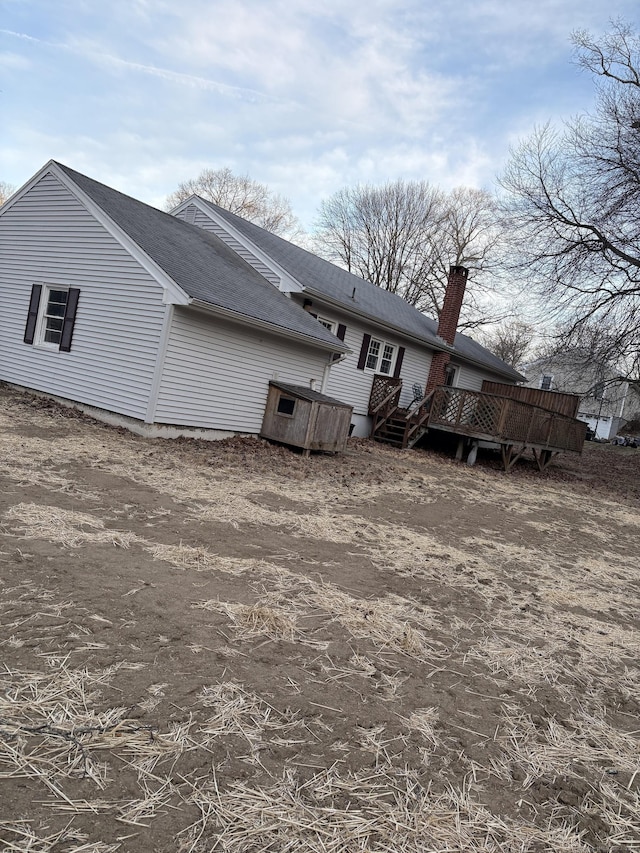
[53,163,346,352]
[197,198,523,382]
[270,381,352,407]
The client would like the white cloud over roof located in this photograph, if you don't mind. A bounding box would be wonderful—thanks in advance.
[1,0,637,227]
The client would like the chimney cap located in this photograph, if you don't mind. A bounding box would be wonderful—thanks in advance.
[449,265,468,278]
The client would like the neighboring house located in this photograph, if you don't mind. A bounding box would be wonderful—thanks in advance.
[171,196,524,436]
[0,161,348,438]
[524,351,640,440]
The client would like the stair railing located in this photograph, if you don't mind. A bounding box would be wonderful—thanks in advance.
[403,389,435,447]
[369,378,402,439]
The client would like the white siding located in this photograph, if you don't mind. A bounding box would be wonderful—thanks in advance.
[176,204,283,288]
[0,172,167,420]
[154,308,329,432]
[454,362,507,392]
[321,310,432,415]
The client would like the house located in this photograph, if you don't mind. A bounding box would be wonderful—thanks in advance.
[0,161,349,439]
[0,160,522,443]
[524,350,640,440]
[171,195,524,436]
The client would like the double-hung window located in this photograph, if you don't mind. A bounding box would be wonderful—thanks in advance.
[357,333,405,378]
[317,316,337,334]
[24,284,81,352]
[444,364,458,387]
[366,338,397,375]
[41,288,69,345]
[540,374,553,391]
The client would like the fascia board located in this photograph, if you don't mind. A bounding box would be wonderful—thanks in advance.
[47,162,190,306]
[174,197,305,294]
[0,161,55,217]
[190,299,350,353]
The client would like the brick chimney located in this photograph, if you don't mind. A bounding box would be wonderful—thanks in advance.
[437,265,468,345]
[425,265,468,393]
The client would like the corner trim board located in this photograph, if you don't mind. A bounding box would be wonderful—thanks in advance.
[144,303,175,424]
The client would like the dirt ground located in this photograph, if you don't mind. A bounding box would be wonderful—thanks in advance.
[0,383,638,852]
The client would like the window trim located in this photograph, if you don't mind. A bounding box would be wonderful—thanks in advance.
[444,364,458,387]
[24,283,80,352]
[276,394,297,418]
[364,336,398,376]
[540,374,554,391]
[316,316,337,335]
[36,286,70,349]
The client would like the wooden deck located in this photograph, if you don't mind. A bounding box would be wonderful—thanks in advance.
[368,376,588,471]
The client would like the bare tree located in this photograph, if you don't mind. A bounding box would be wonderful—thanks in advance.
[421,186,505,328]
[0,182,16,206]
[481,319,535,369]
[499,20,640,378]
[165,167,301,237]
[313,181,503,328]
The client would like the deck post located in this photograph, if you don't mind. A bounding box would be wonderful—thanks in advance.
[456,437,465,461]
[466,441,478,466]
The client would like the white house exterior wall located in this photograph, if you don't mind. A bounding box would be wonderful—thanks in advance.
[455,362,500,392]
[175,204,283,288]
[0,172,167,420]
[154,307,329,433]
[300,305,432,434]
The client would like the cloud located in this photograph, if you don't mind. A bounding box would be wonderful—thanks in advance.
[3,0,639,233]
[0,50,31,70]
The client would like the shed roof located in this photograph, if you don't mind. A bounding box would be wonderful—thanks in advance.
[196,198,524,382]
[269,381,353,408]
[52,163,347,352]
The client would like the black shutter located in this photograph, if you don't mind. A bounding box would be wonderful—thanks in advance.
[336,324,346,341]
[393,346,405,378]
[59,288,80,352]
[357,334,371,370]
[24,284,42,345]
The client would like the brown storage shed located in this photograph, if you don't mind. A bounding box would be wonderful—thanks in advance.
[261,382,353,453]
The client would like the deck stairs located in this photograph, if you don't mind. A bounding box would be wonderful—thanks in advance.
[368,376,432,450]
[373,409,407,448]
[367,375,588,468]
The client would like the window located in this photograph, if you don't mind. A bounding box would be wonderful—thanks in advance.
[24,284,80,352]
[41,289,69,345]
[540,374,553,390]
[276,395,296,417]
[365,338,397,375]
[593,381,605,401]
[444,364,458,387]
[357,333,405,377]
[317,316,336,334]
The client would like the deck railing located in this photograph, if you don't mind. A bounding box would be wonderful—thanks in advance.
[367,376,400,434]
[428,387,587,453]
[369,375,402,415]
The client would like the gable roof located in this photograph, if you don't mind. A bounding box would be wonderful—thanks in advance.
[192,198,523,382]
[48,163,347,353]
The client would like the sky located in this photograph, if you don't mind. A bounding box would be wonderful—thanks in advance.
[1,0,639,230]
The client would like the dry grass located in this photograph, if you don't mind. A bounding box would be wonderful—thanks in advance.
[180,766,591,853]
[1,386,639,851]
[194,599,300,644]
[5,504,139,549]
[0,822,120,852]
